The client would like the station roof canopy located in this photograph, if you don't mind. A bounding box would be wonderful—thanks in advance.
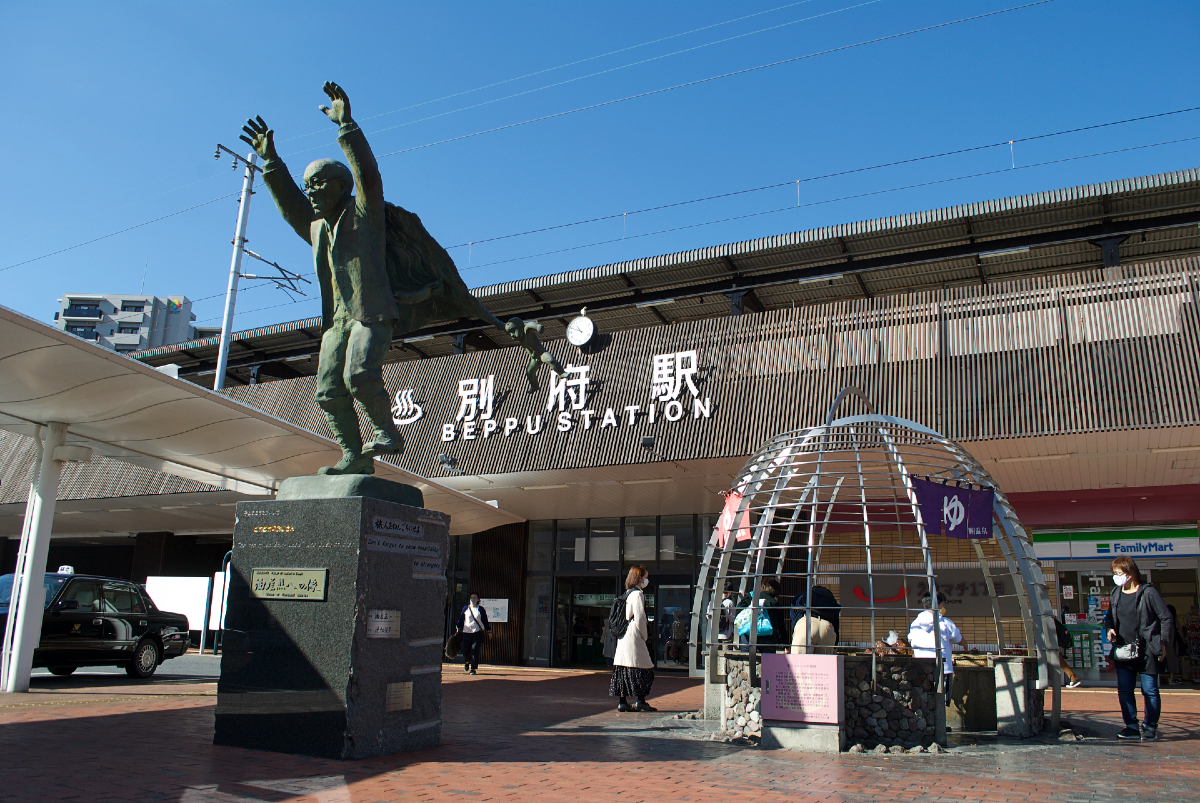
[0,305,522,535]
[136,166,1200,385]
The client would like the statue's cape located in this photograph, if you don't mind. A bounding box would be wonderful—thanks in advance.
[385,202,477,332]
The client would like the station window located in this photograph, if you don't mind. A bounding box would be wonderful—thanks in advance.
[588,518,621,570]
[527,521,554,572]
[623,517,657,563]
[556,519,585,571]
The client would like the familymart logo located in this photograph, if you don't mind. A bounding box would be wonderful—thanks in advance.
[1094,541,1175,555]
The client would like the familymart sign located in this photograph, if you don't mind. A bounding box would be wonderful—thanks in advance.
[1032,527,1200,560]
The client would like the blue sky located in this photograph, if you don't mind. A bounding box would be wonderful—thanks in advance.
[3,0,1198,331]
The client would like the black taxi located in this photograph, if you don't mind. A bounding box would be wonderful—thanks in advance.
[0,572,190,678]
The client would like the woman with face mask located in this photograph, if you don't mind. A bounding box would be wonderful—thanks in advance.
[1103,557,1174,740]
[610,564,656,712]
[456,594,491,676]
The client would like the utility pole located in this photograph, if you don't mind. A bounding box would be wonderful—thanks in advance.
[213,147,259,390]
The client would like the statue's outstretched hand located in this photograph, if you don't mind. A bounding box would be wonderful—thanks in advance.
[319,81,352,126]
[239,116,278,161]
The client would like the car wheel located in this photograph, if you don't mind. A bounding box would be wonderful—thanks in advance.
[48,666,77,676]
[125,639,161,679]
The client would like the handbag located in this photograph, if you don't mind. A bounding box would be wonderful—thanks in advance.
[734,605,774,637]
[444,631,462,660]
[1114,641,1139,661]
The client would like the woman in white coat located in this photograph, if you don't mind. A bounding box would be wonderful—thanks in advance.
[610,564,656,712]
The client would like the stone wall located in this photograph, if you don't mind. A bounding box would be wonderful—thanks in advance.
[843,656,940,748]
[717,653,943,749]
[720,656,762,742]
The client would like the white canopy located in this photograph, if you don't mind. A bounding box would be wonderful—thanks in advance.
[0,304,522,535]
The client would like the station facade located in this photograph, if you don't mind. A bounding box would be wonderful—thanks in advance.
[3,167,1200,672]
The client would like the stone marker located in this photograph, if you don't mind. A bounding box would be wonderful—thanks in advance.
[214,477,448,759]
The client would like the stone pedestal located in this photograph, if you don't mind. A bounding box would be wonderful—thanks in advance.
[214,479,449,760]
[995,657,1045,737]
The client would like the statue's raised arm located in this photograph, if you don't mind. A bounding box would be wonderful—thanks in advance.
[239,82,556,476]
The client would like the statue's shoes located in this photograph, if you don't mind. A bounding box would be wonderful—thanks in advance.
[317,455,376,475]
[362,432,403,457]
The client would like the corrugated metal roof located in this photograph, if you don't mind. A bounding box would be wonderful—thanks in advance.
[471,166,1200,298]
[134,164,1200,371]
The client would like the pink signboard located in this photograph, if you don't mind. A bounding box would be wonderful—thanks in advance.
[760,653,844,723]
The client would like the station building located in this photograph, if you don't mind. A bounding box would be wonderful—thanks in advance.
[3,166,1200,673]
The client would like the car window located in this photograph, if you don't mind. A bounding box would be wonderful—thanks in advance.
[60,581,104,612]
[0,574,69,608]
[138,589,158,612]
[102,583,144,613]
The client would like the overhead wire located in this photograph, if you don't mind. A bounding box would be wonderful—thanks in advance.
[373,0,1061,160]
[443,105,1200,250]
[279,0,887,160]
[197,133,1200,327]
[457,135,1200,274]
[276,0,829,143]
[3,0,1057,278]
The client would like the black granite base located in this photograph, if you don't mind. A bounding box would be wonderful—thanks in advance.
[214,482,449,759]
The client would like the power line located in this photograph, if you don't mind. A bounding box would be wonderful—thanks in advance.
[457,135,1200,274]
[276,0,829,145]
[279,0,886,161]
[0,2,1057,279]
[195,134,1200,328]
[0,192,243,274]
[374,0,1060,160]
[444,105,1200,250]
[195,295,320,325]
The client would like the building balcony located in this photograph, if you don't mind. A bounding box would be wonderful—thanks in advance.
[66,329,100,341]
[62,307,103,320]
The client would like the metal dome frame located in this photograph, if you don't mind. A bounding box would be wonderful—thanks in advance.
[690,388,1061,723]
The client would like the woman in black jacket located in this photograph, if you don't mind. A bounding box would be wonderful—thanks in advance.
[1103,557,1174,741]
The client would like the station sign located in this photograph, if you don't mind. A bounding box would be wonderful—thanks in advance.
[392,348,714,446]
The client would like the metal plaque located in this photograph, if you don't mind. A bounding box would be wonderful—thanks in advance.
[366,609,402,638]
[250,568,327,600]
[386,681,413,712]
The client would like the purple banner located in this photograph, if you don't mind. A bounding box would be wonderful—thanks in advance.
[910,476,994,539]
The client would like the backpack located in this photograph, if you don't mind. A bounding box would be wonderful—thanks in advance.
[1054,618,1073,650]
[608,591,632,640]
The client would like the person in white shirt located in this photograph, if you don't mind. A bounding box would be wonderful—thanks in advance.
[908,592,962,703]
[455,594,491,675]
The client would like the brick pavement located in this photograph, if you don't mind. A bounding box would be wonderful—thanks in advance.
[3,667,1200,803]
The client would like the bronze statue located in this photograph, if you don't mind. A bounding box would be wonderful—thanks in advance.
[506,318,566,391]
[241,82,534,475]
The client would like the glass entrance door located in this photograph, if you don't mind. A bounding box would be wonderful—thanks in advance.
[656,584,692,668]
[553,577,618,667]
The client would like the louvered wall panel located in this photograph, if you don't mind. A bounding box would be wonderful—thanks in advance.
[212,258,1200,482]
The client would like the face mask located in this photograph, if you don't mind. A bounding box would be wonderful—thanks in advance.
[1113,574,1128,587]
[639,578,649,589]
[470,599,479,607]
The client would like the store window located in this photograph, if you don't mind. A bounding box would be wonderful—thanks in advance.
[557,519,585,570]
[527,521,554,572]
[588,518,621,571]
[624,517,656,564]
